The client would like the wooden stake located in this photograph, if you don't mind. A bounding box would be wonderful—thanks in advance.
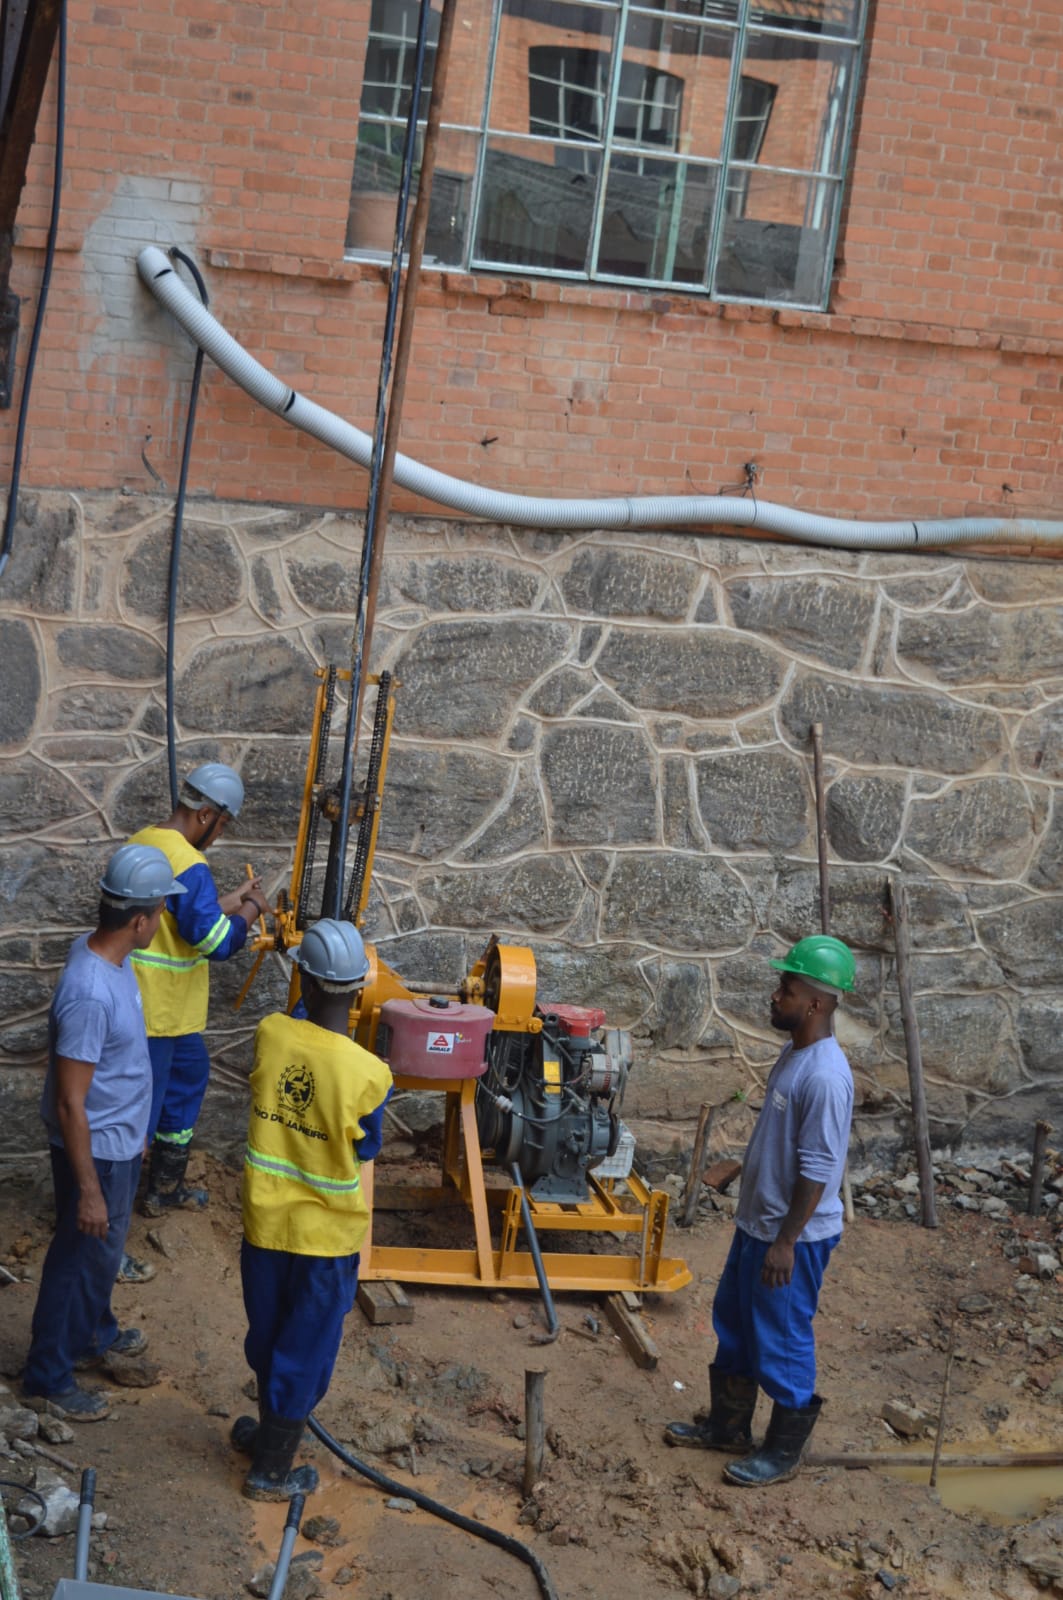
[1029,1120,1052,1215]
[523,1369,546,1497]
[809,722,853,1225]
[887,877,938,1229]
[809,1449,1063,1470]
[929,1312,957,1490]
[679,1102,716,1228]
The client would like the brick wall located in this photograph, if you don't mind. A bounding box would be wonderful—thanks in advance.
[1,0,1059,519]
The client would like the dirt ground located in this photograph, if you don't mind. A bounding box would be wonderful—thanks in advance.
[2,1141,1062,1600]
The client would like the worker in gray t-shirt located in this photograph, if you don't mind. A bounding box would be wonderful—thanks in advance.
[665,935,856,1487]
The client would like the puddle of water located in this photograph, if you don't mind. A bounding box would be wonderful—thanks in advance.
[881,1463,1063,1523]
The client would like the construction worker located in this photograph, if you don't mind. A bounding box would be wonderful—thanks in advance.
[665,935,856,1486]
[126,762,270,1224]
[231,919,392,1501]
[22,845,185,1421]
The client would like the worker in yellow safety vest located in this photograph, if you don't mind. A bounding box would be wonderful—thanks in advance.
[125,763,270,1253]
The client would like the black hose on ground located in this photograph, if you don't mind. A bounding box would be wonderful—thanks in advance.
[0,0,66,586]
[163,248,209,810]
[307,1414,560,1600]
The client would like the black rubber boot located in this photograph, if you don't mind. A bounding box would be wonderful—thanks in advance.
[723,1396,822,1487]
[142,1140,209,1218]
[243,1413,319,1503]
[664,1366,758,1452]
[230,1404,261,1457]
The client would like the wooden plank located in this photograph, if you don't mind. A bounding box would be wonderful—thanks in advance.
[357,1278,415,1325]
[603,1291,660,1370]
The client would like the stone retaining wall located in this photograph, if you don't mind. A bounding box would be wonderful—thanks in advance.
[2,491,1061,1160]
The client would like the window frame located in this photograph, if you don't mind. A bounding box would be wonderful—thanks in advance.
[347,0,869,311]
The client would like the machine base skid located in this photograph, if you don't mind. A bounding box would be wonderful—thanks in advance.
[362,1246,691,1294]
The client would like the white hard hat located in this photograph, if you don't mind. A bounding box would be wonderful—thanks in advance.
[101,844,186,904]
[184,762,244,818]
[294,919,370,986]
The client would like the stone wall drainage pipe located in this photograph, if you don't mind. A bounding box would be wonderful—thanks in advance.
[137,245,1063,553]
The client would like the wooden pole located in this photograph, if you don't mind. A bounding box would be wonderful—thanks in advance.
[887,877,938,1229]
[811,722,831,937]
[679,1102,716,1228]
[928,1312,957,1490]
[523,1369,546,1497]
[1029,1120,1052,1215]
[810,723,854,1224]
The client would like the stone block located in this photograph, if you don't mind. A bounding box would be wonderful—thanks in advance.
[122,521,243,619]
[695,749,809,851]
[641,959,712,1049]
[826,775,906,862]
[601,853,754,951]
[978,897,1063,987]
[725,574,875,670]
[0,620,41,748]
[907,778,1035,877]
[884,992,1020,1091]
[56,625,163,681]
[456,778,547,863]
[177,636,317,734]
[540,724,657,845]
[392,618,571,739]
[558,546,697,620]
[1016,701,1063,781]
[1016,998,1063,1077]
[1030,799,1063,890]
[781,672,1004,775]
[0,496,78,612]
[595,629,782,718]
[418,855,585,935]
[382,553,540,614]
[898,605,1063,686]
[0,760,90,836]
[378,745,513,860]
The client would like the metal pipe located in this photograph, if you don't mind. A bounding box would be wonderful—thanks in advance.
[136,245,1063,551]
[265,1494,305,1600]
[510,1162,560,1342]
[74,1468,95,1582]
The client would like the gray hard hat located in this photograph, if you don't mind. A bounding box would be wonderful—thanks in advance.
[294,919,370,986]
[101,844,187,904]
[184,762,244,819]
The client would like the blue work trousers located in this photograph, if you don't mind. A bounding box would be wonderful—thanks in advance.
[241,1239,360,1422]
[23,1147,141,1396]
[148,1033,211,1144]
[711,1225,838,1409]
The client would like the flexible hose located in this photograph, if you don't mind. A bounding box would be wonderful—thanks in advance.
[307,1414,560,1600]
[0,1,66,586]
[136,245,1063,551]
[164,249,209,810]
[0,1482,46,1543]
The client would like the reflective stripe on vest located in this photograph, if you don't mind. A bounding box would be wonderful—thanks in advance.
[245,1143,362,1197]
[195,912,231,958]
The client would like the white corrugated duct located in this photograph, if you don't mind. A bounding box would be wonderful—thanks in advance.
[137,245,1063,551]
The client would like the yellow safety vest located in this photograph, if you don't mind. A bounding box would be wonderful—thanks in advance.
[243,1012,392,1257]
[127,826,227,1037]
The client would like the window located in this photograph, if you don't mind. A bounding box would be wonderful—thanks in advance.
[347,0,868,309]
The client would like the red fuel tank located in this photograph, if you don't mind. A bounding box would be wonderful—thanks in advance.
[377,997,494,1079]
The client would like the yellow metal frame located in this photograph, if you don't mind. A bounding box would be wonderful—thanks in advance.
[236,666,691,1298]
[361,1075,692,1295]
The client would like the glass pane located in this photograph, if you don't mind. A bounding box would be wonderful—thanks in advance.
[633,0,740,24]
[425,127,478,264]
[713,169,840,302]
[750,0,863,44]
[490,0,617,139]
[348,126,475,263]
[361,0,438,122]
[597,157,717,284]
[621,12,734,161]
[738,34,857,174]
[475,136,600,270]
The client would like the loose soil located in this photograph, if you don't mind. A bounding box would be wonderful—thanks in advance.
[2,1145,1061,1600]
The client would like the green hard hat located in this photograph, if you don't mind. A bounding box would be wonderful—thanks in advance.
[770,935,855,994]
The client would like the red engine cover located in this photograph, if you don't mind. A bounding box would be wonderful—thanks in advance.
[545,1004,606,1038]
[378,998,494,1078]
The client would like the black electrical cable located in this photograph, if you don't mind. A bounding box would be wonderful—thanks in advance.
[307,1415,560,1600]
[163,248,209,811]
[0,0,67,586]
[0,1480,46,1540]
